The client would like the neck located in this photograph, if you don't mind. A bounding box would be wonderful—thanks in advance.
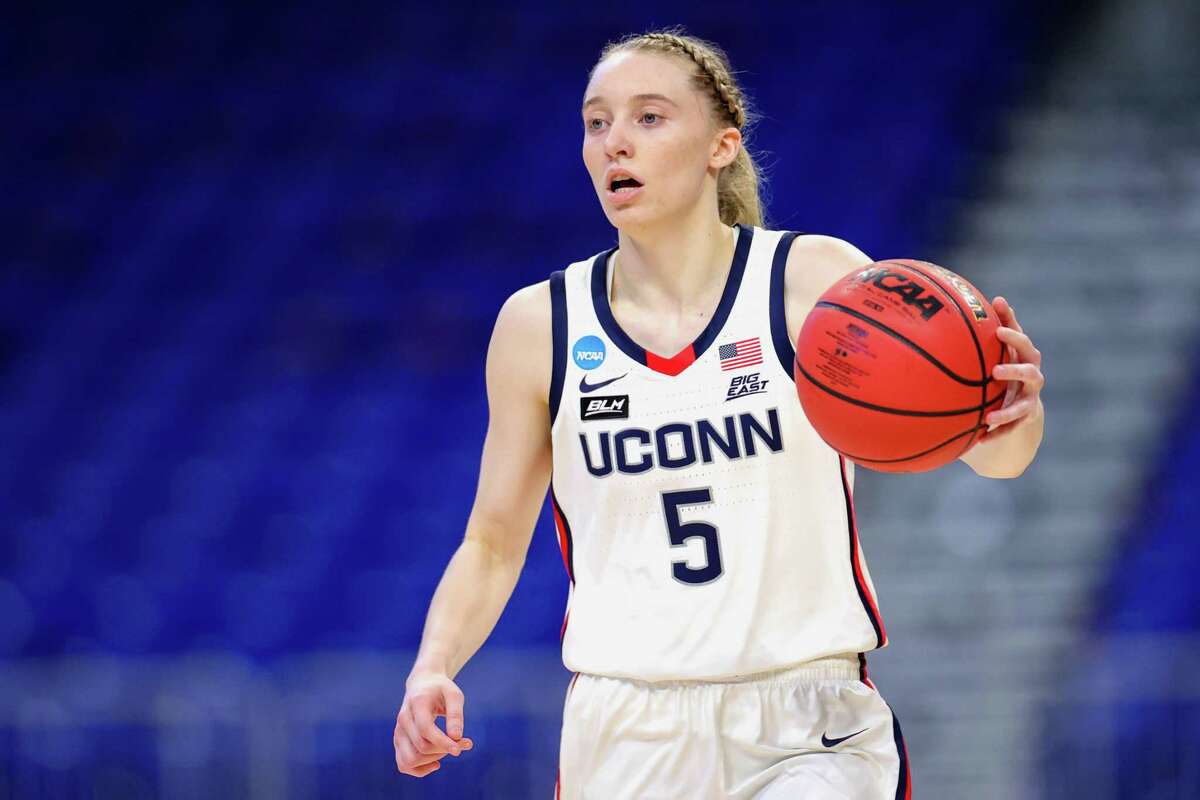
[612,206,737,315]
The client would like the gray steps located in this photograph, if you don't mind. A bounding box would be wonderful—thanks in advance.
[853,1,1200,796]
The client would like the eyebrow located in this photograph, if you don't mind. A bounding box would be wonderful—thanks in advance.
[582,93,680,111]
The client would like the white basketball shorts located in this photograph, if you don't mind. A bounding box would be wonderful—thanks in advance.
[556,655,911,799]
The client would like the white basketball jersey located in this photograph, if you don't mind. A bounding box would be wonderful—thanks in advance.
[547,224,887,682]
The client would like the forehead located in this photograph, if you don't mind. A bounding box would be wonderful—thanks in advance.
[583,50,695,108]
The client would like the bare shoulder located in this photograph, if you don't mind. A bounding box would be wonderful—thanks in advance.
[784,234,874,300]
[494,280,551,335]
[487,280,552,404]
[781,234,875,344]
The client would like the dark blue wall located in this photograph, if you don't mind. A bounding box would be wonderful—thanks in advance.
[0,1,1058,659]
[0,2,1086,797]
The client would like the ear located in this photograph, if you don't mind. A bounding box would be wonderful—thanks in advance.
[709,126,742,171]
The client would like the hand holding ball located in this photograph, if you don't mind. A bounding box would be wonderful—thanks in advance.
[794,260,1007,473]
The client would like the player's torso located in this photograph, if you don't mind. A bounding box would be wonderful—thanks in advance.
[548,224,886,681]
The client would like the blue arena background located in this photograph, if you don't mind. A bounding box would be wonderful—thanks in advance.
[3,2,1198,798]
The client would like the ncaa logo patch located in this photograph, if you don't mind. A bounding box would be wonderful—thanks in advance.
[573,335,606,370]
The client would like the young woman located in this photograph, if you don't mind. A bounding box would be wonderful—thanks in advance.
[394,29,1045,799]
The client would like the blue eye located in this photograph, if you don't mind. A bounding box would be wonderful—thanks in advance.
[583,114,657,131]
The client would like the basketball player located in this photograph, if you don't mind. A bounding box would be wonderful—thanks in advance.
[394,28,1045,798]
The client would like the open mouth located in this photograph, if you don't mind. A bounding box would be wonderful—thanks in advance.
[609,177,644,193]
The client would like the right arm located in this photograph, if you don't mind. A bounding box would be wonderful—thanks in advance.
[394,281,554,777]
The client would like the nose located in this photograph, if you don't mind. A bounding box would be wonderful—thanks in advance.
[603,116,634,160]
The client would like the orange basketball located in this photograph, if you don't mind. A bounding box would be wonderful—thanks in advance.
[794,259,1007,472]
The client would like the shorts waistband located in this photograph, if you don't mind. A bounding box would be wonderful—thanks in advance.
[730,654,862,684]
[581,654,862,689]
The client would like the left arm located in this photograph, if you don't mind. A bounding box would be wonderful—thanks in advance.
[783,236,1044,480]
[958,297,1045,478]
[782,235,874,491]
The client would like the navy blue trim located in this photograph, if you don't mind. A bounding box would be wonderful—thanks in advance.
[889,703,911,799]
[549,271,567,424]
[840,455,884,648]
[550,483,575,583]
[590,224,755,370]
[769,231,801,378]
[693,224,754,354]
[589,245,642,364]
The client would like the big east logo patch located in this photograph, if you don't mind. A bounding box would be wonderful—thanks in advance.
[855,267,945,321]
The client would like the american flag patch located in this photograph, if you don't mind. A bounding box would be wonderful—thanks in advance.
[718,337,763,371]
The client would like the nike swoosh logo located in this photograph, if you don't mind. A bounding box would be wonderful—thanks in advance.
[579,373,628,393]
[821,728,868,748]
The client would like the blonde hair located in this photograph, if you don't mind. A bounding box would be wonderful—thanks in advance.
[592,26,767,228]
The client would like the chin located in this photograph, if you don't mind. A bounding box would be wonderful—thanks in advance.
[608,214,653,234]
[603,204,668,233]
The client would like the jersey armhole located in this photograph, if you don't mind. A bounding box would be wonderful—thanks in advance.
[769,231,802,378]
[549,270,568,424]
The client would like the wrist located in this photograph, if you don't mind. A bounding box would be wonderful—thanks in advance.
[409,650,454,683]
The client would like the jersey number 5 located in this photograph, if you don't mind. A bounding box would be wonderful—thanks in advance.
[661,489,723,585]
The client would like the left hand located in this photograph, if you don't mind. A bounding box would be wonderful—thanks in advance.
[978,296,1044,443]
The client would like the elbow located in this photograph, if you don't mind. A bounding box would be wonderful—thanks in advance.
[463,519,528,573]
[972,456,1034,480]
[987,465,1027,480]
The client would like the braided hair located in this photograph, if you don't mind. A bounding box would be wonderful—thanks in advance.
[593,26,766,228]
